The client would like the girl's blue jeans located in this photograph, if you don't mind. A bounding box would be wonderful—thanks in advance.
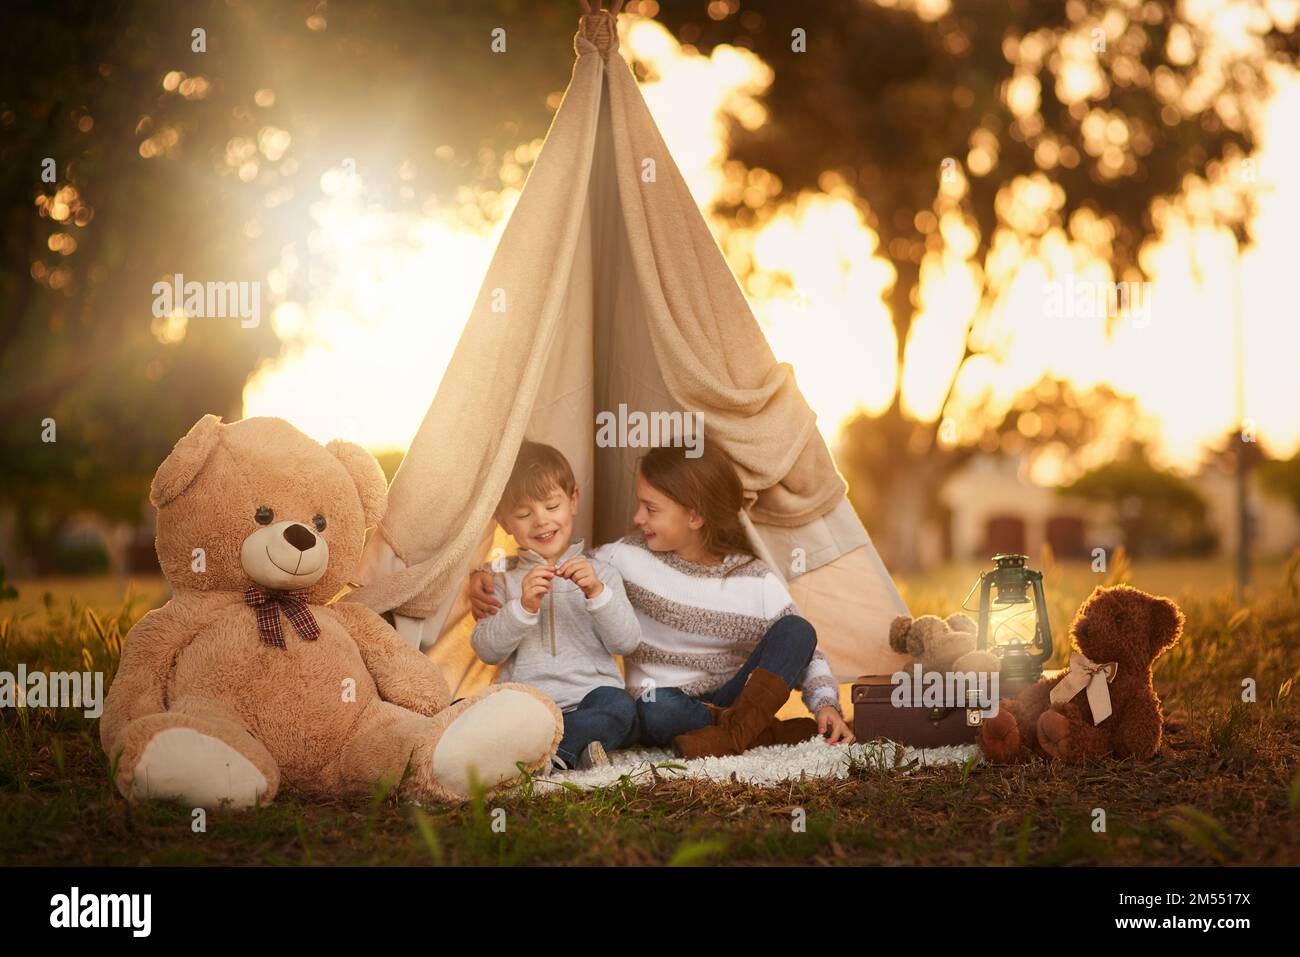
[635,614,817,747]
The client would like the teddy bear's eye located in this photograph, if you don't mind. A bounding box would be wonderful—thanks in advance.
[255,506,274,525]
[312,514,327,532]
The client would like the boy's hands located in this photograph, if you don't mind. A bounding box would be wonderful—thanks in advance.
[556,556,604,600]
[817,706,855,745]
[467,559,604,618]
[520,565,556,614]
[468,570,502,620]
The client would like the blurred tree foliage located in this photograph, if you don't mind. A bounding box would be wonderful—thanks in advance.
[1062,452,1216,556]
[0,0,581,569]
[0,563,18,602]
[1,0,1294,571]
[838,375,1151,560]
[1259,454,1300,513]
[659,0,1294,567]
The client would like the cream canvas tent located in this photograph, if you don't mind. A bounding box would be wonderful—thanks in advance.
[348,10,911,705]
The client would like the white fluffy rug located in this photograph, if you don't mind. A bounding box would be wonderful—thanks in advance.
[532,736,981,792]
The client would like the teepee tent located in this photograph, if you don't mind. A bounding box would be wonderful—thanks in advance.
[349,9,910,703]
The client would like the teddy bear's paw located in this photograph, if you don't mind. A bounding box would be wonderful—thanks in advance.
[429,689,557,798]
[131,727,269,809]
[978,708,1020,762]
[1037,708,1072,760]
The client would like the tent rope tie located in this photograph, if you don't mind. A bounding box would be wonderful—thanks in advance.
[575,11,619,58]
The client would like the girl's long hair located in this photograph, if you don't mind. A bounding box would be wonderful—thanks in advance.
[637,442,755,564]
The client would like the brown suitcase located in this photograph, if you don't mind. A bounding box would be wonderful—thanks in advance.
[850,674,986,748]
[850,672,1064,748]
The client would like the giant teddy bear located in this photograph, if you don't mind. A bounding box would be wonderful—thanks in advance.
[979,584,1183,763]
[100,414,564,808]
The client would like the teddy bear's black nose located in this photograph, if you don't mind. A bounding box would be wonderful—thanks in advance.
[283,523,317,552]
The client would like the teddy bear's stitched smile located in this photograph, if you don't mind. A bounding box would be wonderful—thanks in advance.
[265,545,311,577]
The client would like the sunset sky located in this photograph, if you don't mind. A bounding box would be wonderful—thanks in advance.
[241,9,1300,480]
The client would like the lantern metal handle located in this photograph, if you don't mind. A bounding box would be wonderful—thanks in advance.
[1029,569,1053,665]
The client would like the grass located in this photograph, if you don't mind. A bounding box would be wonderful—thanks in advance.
[1,553,1298,866]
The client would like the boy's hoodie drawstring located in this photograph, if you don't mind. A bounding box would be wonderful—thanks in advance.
[546,586,557,656]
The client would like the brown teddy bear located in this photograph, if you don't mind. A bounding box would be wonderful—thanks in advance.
[979,584,1183,763]
[889,613,1000,675]
[100,415,564,809]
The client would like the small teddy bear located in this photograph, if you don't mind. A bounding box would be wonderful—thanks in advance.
[979,584,1183,764]
[889,612,1001,675]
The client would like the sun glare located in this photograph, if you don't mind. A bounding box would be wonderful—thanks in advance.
[242,13,1300,471]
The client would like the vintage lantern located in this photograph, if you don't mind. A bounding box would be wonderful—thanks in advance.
[963,554,1054,689]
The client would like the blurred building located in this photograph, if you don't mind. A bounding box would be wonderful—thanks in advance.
[941,454,1116,561]
[1195,460,1300,559]
[941,453,1300,563]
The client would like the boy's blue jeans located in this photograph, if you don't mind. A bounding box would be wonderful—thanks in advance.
[556,685,639,767]
[636,614,818,747]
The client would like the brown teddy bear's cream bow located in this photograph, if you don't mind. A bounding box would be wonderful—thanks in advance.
[1049,652,1119,724]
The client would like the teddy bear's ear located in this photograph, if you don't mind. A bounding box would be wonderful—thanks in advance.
[327,439,388,527]
[1148,595,1184,657]
[149,414,223,507]
[946,613,977,635]
[889,616,913,654]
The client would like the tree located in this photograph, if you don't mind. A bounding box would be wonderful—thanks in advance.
[3,1,1292,573]
[837,376,1149,565]
[656,0,1295,567]
[1261,454,1300,516]
[1062,453,1215,557]
[0,1,585,570]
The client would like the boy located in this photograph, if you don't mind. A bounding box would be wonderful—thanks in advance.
[470,441,641,770]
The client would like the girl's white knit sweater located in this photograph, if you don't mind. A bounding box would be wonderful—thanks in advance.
[592,534,841,715]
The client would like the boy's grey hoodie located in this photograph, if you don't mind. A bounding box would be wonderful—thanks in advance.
[470,539,641,711]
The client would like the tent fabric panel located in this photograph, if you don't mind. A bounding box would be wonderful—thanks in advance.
[350,20,906,709]
[783,543,912,681]
[750,496,873,580]
[602,49,846,527]
[348,49,607,617]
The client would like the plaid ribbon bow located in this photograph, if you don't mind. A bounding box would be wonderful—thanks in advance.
[243,585,321,648]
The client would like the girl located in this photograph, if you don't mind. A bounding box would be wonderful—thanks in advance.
[470,442,855,758]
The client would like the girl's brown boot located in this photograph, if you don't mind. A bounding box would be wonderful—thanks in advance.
[752,717,819,748]
[672,668,791,759]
